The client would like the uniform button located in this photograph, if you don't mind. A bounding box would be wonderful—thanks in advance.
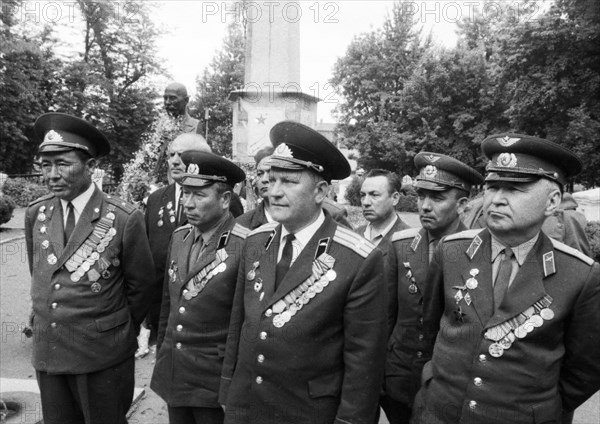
[257,354,265,363]
[479,354,487,363]
[419,317,424,325]
[176,342,182,349]
[179,306,185,314]
[469,400,477,410]
[265,309,272,317]
[416,351,423,358]
[50,322,57,328]
[54,284,61,290]
[474,377,483,387]
[418,334,424,341]
[256,376,263,384]
[176,325,183,332]
[51,302,58,309]
[259,331,267,340]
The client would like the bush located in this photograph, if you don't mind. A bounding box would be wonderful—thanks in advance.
[0,195,16,226]
[585,221,600,263]
[344,176,363,207]
[2,178,51,206]
[397,184,418,212]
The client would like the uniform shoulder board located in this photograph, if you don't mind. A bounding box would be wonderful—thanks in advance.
[174,224,193,234]
[230,223,251,240]
[391,227,421,243]
[249,221,278,237]
[334,226,375,258]
[550,238,595,266]
[444,229,483,242]
[28,193,54,207]
[105,195,137,214]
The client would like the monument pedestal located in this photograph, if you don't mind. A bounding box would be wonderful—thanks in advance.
[230,89,318,162]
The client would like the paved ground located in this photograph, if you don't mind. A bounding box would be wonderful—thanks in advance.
[1,208,598,423]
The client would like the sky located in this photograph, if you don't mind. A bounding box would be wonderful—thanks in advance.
[153,1,461,122]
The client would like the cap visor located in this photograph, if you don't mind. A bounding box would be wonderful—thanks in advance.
[414,180,451,191]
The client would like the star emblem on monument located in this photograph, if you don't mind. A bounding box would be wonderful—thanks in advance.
[256,114,266,124]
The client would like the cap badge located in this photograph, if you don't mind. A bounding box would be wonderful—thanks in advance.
[275,143,294,158]
[496,153,517,168]
[423,165,438,178]
[424,155,440,163]
[187,163,200,175]
[45,130,63,143]
[497,136,520,146]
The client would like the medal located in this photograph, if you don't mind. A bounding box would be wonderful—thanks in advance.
[465,277,478,290]
[37,213,46,222]
[247,270,256,281]
[254,280,263,292]
[489,343,504,357]
[41,240,49,249]
[170,216,176,223]
[273,315,284,328]
[469,268,479,277]
[88,269,101,282]
[325,269,336,281]
[106,212,115,220]
[71,272,81,282]
[529,315,543,327]
[184,292,192,301]
[454,290,463,303]
[158,220,163,227]
[464,293,472,306]
[499,336,512,349]
[101,270,111,279]
[281,310,291,323]
[216,263,226,273]
[408,283,418,294]
[47,254,57,265]
[40,226,47,234]
[259,292,264,301]
[91,282,102,293]
[167,201,173,209]
[514,325,528,339]
[540,308,554,320]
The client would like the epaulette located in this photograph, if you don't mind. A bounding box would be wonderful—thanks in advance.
[443,229,483,242]
[391,227,421,243]
[249,221,278,237]
[333,226,375,258]
[550,238,595,266]
[230,223,251,240]
[174,224,193,234]
[105,195,137,214]
[28,193,54,207]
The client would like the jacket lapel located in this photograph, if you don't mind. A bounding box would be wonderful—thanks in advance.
[460,229,495,326]
[56,187,102,269]
[407,229,429,293]
[177,226,194,282]
[266,217,336,311]
[259,225,281,305]
[485,234,551,329]
[163,184,178,230]
[47,197,65,259]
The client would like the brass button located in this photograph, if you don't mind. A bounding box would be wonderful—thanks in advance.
[479,354,487,363]
[51,302,58,309]
[176,325,183,332]
[265,309,272,317]
[257,354,265,363]
[179,306,185,314]
[50,322,57,328]
[474,377,482,387]
[256,376,263,384]
[416,351,423,358]
[259,331,267,340]
[418,334,424,341]
[54,284,61,290]
[469,400,477,410]
[176,342,182,349]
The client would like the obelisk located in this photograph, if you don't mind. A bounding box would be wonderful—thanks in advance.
[230,1,319,162]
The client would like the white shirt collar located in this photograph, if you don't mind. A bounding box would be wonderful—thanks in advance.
[264,205,274,223]
[364,214,398,245]
[60,183,96,225]
[279,210,326,264]
[490,232,540,266]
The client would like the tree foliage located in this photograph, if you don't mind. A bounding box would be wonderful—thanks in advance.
[191,21,245,157]
[331,0,600,187]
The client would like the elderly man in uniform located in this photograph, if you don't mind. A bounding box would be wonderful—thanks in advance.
[141,133,211,356]
[356,169,409,245]
[25,113,154,424]
[164,82,201,134]
[382,153,483,424]
[413,134,600,423]
[219,121,387,424]
[151,150,248,424]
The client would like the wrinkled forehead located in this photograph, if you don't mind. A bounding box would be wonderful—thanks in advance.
[164,88,187,98]
[269,167,311,182]
[39,150,86,163]
[362,175,393,193]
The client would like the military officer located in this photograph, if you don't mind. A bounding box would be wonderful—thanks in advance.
[356,169,409,245]
[219,121,388,424]
[413,134,600,423]
[25,112,154,424]
[143,133,211,353]
[151,150,248,424]
[382,153,483,424]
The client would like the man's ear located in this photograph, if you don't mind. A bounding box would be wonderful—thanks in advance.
[86,158,97,173]
[221,190,232,210]
[456,195,469,215]
[391,191,400,206]
[544,188,562,217]
[314,180,329,204]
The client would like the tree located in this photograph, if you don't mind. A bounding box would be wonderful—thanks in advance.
[191,20,246,157]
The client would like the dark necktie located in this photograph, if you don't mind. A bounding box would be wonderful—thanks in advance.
[176,189,184,226]
[494,247,514,310]
[275,234,295,288]
[64,202,75,244]
[188,233,204,273]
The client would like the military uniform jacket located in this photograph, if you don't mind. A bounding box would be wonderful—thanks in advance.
[151,214,249,407]
[25,187,154,374]
[384,223,464,406]
[219,214,388,424]
[146,184,183,294]
[414,228,600,424]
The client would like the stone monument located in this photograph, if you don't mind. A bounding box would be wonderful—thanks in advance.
[230,2,319,162]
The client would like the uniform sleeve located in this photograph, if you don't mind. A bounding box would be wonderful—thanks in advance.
[156,237,174,352]
[219,243,248,405]
[121,209,155,328]
[559,262,600,411]
[335,248,387,424]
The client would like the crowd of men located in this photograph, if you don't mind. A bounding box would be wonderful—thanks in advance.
[24,82,599,424]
